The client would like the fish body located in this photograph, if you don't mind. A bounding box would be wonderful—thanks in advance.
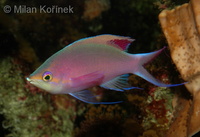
[27,34,184,104]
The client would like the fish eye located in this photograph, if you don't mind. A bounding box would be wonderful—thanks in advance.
[42,71,53,82]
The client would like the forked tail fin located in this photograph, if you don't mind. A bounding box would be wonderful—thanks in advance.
[135,66,186,87]
[132,47,186,87]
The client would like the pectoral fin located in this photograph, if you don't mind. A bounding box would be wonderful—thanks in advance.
[69,90,123,104]
[100,74,143,91]
[70,71,104,89]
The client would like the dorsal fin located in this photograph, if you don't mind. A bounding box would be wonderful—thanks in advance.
[69,34,134,51]
[107,38,134,50]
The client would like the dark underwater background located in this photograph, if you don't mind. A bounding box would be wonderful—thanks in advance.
[1,0,199,137]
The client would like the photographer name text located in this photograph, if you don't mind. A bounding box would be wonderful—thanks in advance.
[3,5,74,14]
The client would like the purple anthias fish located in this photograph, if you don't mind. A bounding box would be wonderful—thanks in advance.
[26,34,184,104]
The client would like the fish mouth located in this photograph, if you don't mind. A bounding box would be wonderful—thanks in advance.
[26,77,34,84]
[26,77,43,87]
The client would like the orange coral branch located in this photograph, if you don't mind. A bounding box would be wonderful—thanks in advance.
[159,0,200,136]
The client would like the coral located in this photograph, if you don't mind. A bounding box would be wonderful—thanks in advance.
[139,129,159,137]
[0,11,39,67]
[75,117,123,137]
[148,99,167,120]
[0,1,189,137]
[142,87,174,137]
[82,0,110,20]
[74,104,126,137]
[123,118,144,137]
[75,84,174,137]
[154,0,175,10]
[165,97,191,137]
[159,0,200,136]
[15,12,86,62]
[127,53,179,137]
[74,103,145,137]
[0,57,85,137]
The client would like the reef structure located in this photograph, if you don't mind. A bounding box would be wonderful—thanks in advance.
[82,0,110,20]
[159,0,200,136]
[0,56,85,137]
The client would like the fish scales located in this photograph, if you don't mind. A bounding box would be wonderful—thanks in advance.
[26,34,186,104]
